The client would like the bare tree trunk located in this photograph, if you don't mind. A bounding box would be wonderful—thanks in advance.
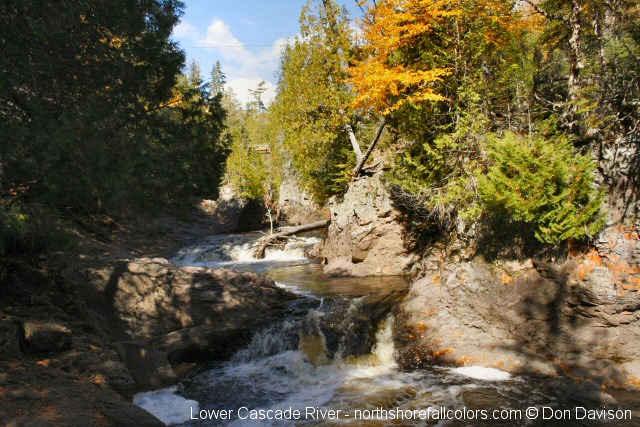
[345,124,363,162]
[353,121,386,178]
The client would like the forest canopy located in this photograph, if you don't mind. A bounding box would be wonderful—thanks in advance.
[2,0,639,269]
[0,1,229,261]
[271,0,639,243]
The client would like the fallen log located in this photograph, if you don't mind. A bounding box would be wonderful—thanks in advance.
[255,219,329,259]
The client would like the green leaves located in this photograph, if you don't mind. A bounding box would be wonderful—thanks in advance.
[479,132,605,244]
[271,0,355,201]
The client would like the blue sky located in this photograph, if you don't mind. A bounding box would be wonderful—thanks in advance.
[172,0,363,106]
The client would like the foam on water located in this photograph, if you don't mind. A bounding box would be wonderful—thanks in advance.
[171,234,320,269]
[450,366,512,381]
[133,387,199,425]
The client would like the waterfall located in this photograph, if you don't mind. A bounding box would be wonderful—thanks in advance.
[171,233,321,272]
[134,233,559,427]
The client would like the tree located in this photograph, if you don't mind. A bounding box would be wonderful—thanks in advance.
[271,0,359,199]
[0,0,186,211]
[223,86,285,233]
[525,0,640,142]
[479,131,604,243]
[352,0,519,227]
[247,81,267,112]
[210,60,226,96]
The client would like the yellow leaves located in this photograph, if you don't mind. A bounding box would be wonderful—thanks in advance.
[349,0,458,113]
[351,0,515,114]
[99,36,124,49]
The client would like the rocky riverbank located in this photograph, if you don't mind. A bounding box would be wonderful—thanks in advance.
[396,225,640,388]
[0,202,296,426]
[321,172,416,276]
[393,139,640,390]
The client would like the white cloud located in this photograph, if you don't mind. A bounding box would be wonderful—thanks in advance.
[228,77,276,107]
[173,20,199,40]
[172,17,292,108]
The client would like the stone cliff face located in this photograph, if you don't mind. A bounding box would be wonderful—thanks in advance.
[201,186,268,232]
[321,172,416,276]
[278,171,328,226]
[397,229,640,386]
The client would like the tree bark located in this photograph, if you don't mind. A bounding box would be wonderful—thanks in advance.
[255,220,330,259]
[345,124,363,161]
[353,121,386,178]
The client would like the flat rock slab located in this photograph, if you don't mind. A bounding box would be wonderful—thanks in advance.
[23,321,73,353]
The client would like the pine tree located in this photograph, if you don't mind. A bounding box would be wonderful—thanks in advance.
[479,132,605,243]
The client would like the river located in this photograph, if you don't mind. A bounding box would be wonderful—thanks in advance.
[133,233,638,426]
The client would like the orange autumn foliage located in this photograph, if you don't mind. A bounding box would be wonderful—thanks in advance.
[350,0,515,114]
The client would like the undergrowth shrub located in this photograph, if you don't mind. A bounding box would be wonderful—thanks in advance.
[479,132,605,244]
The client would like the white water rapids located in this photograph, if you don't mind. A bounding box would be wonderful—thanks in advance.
[133,233,627,426]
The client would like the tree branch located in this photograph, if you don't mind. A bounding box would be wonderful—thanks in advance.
[345,123,363,161]
[255,220,330,259]
[522,0,568,24]
[353,120,386,178]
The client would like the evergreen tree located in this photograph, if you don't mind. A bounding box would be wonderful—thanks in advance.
[479,131,604,243]
[210,61,226,96]
[271,0,357,200]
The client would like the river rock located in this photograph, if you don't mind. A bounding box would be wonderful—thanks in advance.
[23,320,73,353]
[321,172,415,276]
[81,258,296,364]
[397,227,640,386]
[112,341,177,391]
[544,378,618,406]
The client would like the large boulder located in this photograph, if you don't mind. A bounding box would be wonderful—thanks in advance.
[321,172,415,276]
[78,258,297,372]
[84,258,295,341]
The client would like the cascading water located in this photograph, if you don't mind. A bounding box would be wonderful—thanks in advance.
[171,233,321,273]
[134,233,638,427]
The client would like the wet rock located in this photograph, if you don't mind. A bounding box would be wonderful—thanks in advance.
[544,378,618,406]
[112,341,176,391]
[23,321,73,353]
[322,172,415,276]
[0,319,21,360]
[324,256,356,277]
[151,323,255,364]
